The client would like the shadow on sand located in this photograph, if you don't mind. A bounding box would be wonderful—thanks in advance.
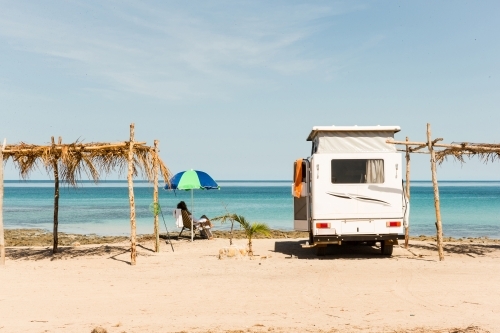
[6,244,156,263]
[409,242,500,256]
[274,240,391,260]
[160,234,206,242]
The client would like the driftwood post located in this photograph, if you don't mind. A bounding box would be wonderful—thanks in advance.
[404,136,411,248]
[153,140,160,253]
[51,136,60,254]
[0,139,5,266]
[427,123,444,261]
[128,124,137,265]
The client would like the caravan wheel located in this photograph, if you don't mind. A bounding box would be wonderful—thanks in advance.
[316,246,326,256]
[380,241,393,256]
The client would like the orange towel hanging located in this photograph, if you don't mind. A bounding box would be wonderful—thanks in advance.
[293,159,303,198]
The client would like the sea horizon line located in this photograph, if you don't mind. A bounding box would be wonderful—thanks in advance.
[3,179,500,183]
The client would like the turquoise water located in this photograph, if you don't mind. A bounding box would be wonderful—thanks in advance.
[2,180,500,239]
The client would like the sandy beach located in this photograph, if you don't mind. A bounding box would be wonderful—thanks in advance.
[1,230,499,333]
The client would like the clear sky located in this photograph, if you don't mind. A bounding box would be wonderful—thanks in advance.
[1,1,499,181]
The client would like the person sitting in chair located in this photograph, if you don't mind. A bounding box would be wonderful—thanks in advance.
[177,201,213,239]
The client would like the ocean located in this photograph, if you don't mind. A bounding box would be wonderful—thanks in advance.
[2,180,500,239]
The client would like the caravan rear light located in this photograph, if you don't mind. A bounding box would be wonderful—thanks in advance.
[386,221,401,227]
[316,223,330,229]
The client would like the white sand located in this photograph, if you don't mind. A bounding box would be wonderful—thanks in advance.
[1,238,499,332]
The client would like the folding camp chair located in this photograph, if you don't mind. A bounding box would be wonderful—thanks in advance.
[173,209,212,239]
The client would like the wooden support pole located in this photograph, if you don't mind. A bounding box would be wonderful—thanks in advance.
[128,124,137,265]
[0,139,5,266]
[387,139,500,152]
[153,140,160,253]
[51,136,60,254]
[408,143,428,152]
[80,142,147,150]
[397,150,429,154]
[404,136,411,249]
[2,142,147,153]
[427,124,444,261]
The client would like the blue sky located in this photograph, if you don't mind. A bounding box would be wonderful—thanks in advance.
[1,0,499,180]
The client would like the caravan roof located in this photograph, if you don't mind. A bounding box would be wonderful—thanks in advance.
[307,125,400,141]
[307,125,401,154]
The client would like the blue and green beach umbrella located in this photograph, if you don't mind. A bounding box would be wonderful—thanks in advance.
[165,169,220,191]
[165,169,219,241]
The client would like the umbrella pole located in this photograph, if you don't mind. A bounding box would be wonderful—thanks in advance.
[191,189,194,242]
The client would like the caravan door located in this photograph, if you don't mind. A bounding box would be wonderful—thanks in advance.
[293,159,310,231]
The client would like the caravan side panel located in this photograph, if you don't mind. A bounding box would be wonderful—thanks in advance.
[311,152,403,221]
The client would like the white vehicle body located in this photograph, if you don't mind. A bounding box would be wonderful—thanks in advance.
[293,126,409,254]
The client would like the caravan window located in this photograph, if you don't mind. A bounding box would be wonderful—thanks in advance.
[331,159,384,184]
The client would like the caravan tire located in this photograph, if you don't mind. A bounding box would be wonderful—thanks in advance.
[316,246,326,256]
[381,241,393,256]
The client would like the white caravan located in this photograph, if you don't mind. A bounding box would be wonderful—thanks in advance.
[293,126,409,256]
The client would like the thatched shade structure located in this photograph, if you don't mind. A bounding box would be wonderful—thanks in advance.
[3,139,169,185]
[435,143,500,163]
[387,123,500,261]
[0,124,170,265]
[0,140,5,266]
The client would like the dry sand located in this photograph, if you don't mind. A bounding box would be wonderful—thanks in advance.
[1,230,499,333]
